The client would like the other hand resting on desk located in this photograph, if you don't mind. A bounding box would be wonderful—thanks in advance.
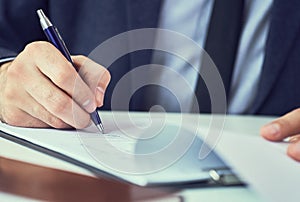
[0,41,110,129]
[261,109,300,162]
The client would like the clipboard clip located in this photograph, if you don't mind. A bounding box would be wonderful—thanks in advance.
[208,167,245,186]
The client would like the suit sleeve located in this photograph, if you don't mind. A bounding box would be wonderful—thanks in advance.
[0,1,48,61]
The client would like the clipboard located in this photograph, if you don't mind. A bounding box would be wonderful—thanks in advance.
[0,113,244,187]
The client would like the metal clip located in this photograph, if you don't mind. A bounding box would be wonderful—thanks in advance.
[208,168,245,186]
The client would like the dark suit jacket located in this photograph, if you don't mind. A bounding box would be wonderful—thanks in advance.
[1,0,300,116]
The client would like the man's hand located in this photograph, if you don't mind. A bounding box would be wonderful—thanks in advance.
[260,109,300,161]
[0,41,110,129]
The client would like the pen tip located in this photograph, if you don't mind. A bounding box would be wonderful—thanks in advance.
[96,123,105,134]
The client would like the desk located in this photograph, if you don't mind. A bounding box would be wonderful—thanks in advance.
[0,112,271,201]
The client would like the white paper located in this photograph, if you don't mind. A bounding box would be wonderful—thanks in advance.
[211,130,300,202]
[0,113,226,186]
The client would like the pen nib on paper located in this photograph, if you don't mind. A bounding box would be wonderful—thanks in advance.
[96,123,105,134]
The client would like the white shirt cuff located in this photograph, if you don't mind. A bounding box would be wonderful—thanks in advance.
[0,57,15,65]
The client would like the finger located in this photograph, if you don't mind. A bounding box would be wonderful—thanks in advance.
[73,55,111,106]
[14,90,71,129]
[287,141,300,161]
[286,134,300,143]
[2,107,49,128]
[1,67,48,128]
[23,42,97,113]
[260,109,300,141]
[2,55,70,129]
[24,68,91,129]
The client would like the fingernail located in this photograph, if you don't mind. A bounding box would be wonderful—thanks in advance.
[83,99,90,107]
[262,123,280,138]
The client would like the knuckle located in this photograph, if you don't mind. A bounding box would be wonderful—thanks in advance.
[7,55,36,84]
[51,99,70,115]
[293,108,300,114]
[41,88,53,102]
[42,88,56,102]
[3,87,16,102]
[275,118,291,133]
[76,55,86,61]
[55,69,71,85]
[43,90,70,115]
[74,55,89,66]
[6,62,21,79]
[24,41,51,54]
[31,103,41,115]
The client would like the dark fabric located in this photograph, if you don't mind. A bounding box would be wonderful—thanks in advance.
[195,0,245,113]
[1,0,300,116]
[250,0,300,115]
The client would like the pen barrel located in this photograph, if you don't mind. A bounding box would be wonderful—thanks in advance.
[90,111,102,126]
[43,26,73,65]
[38,9,104,132]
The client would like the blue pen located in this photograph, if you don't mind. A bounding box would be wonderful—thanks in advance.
[37,9,104,133]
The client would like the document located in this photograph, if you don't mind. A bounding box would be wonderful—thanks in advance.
[0,112,227,186]
[212,128,300,202]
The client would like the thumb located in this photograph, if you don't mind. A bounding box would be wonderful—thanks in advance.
[260,109,300,141]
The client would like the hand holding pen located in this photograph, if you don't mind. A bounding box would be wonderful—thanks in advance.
[37,9,108,133]
[0,11,110,130]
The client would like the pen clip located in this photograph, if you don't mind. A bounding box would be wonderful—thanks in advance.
[208,167,245,186]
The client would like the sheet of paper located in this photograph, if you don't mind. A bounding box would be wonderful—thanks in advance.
[0,113,226,186]
[209,130,300,202]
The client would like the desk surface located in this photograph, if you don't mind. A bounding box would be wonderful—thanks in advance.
[0,112,272,202]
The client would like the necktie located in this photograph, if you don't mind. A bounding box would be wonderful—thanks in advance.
[194,0,245,113]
